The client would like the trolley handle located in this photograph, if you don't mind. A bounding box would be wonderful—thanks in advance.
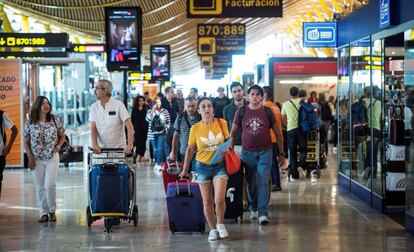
[88,147,124,153]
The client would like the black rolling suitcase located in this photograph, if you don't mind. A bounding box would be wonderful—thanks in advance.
[224,167,244,223]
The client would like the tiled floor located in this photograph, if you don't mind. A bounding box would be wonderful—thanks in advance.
[1,149,414,251]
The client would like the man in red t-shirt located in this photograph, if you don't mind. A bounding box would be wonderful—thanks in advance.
[230,85,285,225]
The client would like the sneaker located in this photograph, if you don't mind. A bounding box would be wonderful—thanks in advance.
[38,214,48,223]
[259,216,270,225]
[216,223,229,239]
[208,229,219,241]
[49,212,56,222]
[332,147,337,154]
[289,175,299,182]
[250,210,258,220]
[298,167,306,177]
[271,185,282,192]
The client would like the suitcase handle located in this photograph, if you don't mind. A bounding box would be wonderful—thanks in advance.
[102,162,118,170]
[175,179,192,197]
[167,160,182,175]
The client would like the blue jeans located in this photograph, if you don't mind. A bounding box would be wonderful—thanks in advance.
[151,133,167,165]
[193,161,228,184]
[242,149,272,217]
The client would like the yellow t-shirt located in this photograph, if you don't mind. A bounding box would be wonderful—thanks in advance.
[188,118,229,164]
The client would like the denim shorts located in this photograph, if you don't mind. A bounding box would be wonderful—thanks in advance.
[193,161,228,184]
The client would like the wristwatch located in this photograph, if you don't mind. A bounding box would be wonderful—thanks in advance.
[279,152,285,156]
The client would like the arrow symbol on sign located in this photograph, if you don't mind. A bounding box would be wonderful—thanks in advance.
[74,46,79,52]
[0,38,5,46]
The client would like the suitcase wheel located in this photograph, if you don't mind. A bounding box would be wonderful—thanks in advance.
[169,223,176,234]
[104,219,113,233]
[133,205,138,227]
[199,223,205,234]
[86,206,92,227]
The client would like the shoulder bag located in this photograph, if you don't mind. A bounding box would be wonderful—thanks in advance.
[52,116,72,160]
[217,119,241,175]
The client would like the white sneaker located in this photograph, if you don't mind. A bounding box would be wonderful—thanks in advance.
[250,210,258,220]
[289,175,299,182]
[208,229,219,241]
[298,167,306,177]
[216,223,229,239]
[332,147,337,154]
[157,164,163,171]
[259,216,270,225]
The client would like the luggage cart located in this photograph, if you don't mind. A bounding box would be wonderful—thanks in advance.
[86,148,138,232]
[306,129,323,178]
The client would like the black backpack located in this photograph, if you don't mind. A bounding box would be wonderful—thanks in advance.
[0,110,6,144]
[237,106,274,130]
[151,113,165,134]
[320,102,333,121]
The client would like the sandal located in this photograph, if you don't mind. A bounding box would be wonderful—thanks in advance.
[38,214,49,223]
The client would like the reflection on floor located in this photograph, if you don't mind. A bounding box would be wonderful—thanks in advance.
[1,149,414,251]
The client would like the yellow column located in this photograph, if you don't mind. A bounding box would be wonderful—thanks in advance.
[0,3,14,33]
[21,15,30,32]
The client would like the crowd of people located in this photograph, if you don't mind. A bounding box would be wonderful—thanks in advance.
[0,79,337,241]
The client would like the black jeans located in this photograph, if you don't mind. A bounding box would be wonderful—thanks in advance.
[270,143,281,187]
[0,156,5,195]
[287,128,307,179]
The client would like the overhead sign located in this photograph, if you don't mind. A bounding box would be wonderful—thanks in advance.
[128,72,152,81]
[303,22,337,48]
[0,33,68,48]
[187,0,283,18]
[201,54,232,68]
[379,0,391,29]
[0,51,68,58]
[69,44,105,53]
[273,61,337,75]
[0,59,23,167]
[197,23,245,56]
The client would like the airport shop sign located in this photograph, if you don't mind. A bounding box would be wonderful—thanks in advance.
[302,22,337,48]
[200,54,232,68]
[197,23,245,56]
[379,0,391,29]
[187,0,283,18]
[0,33,68,48]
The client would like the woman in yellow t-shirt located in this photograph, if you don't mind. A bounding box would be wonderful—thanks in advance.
[179,97,229,241]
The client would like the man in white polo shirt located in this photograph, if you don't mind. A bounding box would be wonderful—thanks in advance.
[89,79,134,154]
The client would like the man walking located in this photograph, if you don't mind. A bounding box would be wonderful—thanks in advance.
[230,85,285,225]
[161,87,179,154]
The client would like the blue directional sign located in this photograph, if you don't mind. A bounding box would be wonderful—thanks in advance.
[379,0,391,29]
[303,22,337,48]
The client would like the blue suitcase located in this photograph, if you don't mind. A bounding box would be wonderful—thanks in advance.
[90,162,129,216]
[166,181,205,233]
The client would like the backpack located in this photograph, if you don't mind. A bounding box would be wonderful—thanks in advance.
[290,100,319,132]
[320,102,333,122]
[0,110,6,144]
[237,106,274,130]
[151,113,165,134]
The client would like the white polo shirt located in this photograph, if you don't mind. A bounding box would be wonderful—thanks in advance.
[89,98,130,148]
[0,111,14,155]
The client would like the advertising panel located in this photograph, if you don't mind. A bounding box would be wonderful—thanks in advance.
[187,0,283,18]
[197,23,245,56]
[0,59,23,167]
[105,7,142,72]
[150,45,170,81]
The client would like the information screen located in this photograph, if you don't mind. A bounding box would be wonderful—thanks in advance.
[150,45,170,81]
[105,7,142,71]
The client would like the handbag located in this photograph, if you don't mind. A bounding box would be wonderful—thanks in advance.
[52,116,73,160]
[217,119,241,175]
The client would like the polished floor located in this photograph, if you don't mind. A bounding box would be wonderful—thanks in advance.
[1,147,414,251]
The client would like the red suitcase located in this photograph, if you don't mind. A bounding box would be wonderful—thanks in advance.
[162,160,183,192]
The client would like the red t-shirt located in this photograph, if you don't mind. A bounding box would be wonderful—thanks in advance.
[234,106,274,151]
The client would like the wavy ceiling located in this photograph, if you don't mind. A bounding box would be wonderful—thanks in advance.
[3,0,368,75]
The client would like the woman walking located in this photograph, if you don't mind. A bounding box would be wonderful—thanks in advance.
[24,96,66,222]
[179,97,229,241]
[131,95,149,162]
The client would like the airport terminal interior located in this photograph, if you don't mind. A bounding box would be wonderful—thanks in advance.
[1,0,414,251]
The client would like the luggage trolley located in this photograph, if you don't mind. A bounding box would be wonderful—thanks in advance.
[305,129,326,178]
[86,148,138,232]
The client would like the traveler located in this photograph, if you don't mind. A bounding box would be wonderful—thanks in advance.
[146,97,171,171]
[89,79,134,155]
[168,97,200,171]
[189,87,199,100]
[281,87,307,180]
[318,93,332,155]
[179,97,229,241]
[161,87,179,155]
[24,96,66,222]
[308,91,318,105]
[230,85,285,225]
[0,109,18,197]
[131,95,149,162]
[223,82,249,208]
[213,87,230,118]
[176,89,185,114]
[262,86,283,192]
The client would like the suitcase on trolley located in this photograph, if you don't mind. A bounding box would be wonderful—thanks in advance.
[166,181,205,233]
[162,160,183,192]
[90,162,129,215]
[224,167,244,222]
